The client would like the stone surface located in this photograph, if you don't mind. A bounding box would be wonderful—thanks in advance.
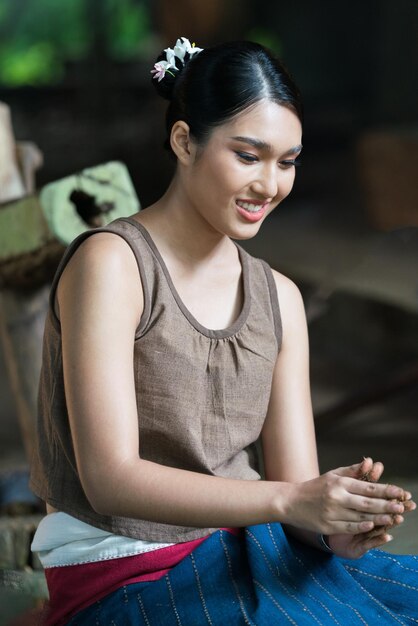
[0,515,43,570]
[0,161,140,289]
[0,570,48,626]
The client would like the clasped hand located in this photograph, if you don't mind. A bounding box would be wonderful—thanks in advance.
[286,457,416,559]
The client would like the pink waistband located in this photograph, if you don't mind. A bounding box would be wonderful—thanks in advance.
[43,527,241,626]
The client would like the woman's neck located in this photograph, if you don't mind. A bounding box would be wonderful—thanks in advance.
[135,177,235,269]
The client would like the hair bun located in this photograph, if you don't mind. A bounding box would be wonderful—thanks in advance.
[151,37,203,101]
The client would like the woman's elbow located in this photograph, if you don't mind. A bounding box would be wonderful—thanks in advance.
[81,478,112,515]
[78,465,122,516]
[78,456,141,517]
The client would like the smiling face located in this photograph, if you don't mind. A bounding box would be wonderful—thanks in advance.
[175,99,302,240]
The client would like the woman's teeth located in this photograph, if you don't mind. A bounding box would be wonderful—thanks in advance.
[236,201,263,213]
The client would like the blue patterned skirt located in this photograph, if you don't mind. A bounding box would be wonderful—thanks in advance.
[66,522,418,625]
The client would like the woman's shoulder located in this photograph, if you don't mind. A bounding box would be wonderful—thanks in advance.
[270,268,302,296]
[59,231,141,297]
[55,229,143,324]
[270,268,306,321]
[70,229,135,265]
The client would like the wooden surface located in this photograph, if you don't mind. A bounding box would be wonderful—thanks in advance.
[244,210,418,314]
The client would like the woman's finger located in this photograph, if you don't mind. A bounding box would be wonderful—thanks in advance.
[362,516,404,539]
[403,499,417,512]
[355,532,393,557]
[334,458,375,479]
[335,460,412,503]
[367,461,384,483]
[328,521,375,535]
[342,512,403,527]
[354,461,415,508]
[346,478,407,502]
[344,491,405,516]
[361,526,390,540]
[320,513,404,536]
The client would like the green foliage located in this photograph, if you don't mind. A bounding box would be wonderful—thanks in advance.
[105,0,151,60]
[0,0,89,86]
[0,0,152,87]
[0,43,62,86]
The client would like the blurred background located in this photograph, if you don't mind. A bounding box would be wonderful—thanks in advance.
[0,0,417,622]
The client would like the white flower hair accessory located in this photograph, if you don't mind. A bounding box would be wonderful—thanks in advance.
[151,37,203,82]
[151,60,176,82]
[167,37,203,63]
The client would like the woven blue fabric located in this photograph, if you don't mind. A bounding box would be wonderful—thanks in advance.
[67,522,418,625]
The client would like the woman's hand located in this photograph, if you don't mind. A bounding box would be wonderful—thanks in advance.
[280,457,415,536]
[326,526,398,559]
[329,493,415,560]
[325,457,416,559]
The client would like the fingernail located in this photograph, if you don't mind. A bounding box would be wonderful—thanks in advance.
[386,535,393,542]
[387,486,402,498]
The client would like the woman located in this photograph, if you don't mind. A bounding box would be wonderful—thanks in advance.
[30,38,417,625]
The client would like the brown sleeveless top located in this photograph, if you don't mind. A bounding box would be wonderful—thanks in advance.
[30,217,282,542]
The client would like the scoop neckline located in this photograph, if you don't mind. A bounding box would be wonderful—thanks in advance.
[121,217,251,340]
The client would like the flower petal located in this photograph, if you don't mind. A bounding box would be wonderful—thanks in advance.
[189,45,203,56]
[173,44,186,62]
[181,37,192,47]
[164,47,176,66]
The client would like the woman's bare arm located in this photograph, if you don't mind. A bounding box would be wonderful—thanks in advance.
[261,271,414,556]
[57,240,411,535]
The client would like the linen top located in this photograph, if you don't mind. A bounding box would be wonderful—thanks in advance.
[29,216,282,542]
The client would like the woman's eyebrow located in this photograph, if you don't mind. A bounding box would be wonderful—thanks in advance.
[230,136,272,151]
[230,136,302,155]
[282,144,303,156]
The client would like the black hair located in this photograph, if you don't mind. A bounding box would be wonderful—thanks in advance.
[151,40,303,158]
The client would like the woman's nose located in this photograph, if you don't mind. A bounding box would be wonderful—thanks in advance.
[251,165,279,200]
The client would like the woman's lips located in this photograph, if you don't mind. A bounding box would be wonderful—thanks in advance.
[235,200,268,223]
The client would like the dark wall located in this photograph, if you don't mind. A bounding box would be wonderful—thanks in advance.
[256,0,417,125]
[0,0,416,210]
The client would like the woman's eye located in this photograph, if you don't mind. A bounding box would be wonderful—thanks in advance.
[235,151,258,163]
[280,158,302,169]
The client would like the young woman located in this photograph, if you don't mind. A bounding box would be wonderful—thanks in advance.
[30,38,417,625]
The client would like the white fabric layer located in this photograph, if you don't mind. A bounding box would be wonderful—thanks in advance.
[31,512,174,568]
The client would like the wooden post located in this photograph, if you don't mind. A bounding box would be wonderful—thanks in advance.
[0,289,49,461]
[0,102,26,202]
[0,102,45,462]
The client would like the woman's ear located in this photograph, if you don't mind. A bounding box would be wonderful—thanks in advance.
[170,121,196,165]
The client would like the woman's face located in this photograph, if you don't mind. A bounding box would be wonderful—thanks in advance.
[181,99,302,240]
